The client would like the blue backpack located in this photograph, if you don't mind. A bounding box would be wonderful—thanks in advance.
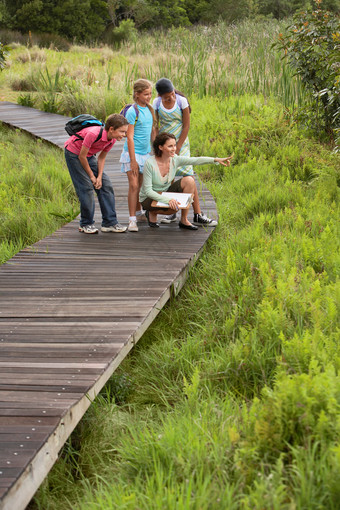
[119,103,139,125]
[65,114,104,142]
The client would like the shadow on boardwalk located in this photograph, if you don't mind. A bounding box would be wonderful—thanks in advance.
[0,102,217,510]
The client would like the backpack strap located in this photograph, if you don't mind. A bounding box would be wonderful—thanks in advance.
[133,103,139,125]
[154,97,162,111]
[94,126,104,143]
[67,125,104,146]
[154,94,183,111]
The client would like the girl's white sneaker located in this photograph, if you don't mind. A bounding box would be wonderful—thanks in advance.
[128,220,139,232]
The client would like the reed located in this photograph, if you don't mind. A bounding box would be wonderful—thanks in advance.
[0,18,306,117]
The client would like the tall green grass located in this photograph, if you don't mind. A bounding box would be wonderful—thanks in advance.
[0,124,78,263]
[1,19,305,118]
[30,95,339,509]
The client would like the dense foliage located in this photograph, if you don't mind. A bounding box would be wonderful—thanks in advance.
[276,0,340,148]
[0,0,339,40]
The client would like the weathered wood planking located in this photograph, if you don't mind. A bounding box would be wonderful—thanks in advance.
[0,102,218,510]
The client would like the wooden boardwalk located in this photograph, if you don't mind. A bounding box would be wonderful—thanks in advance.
[0,102,218,510]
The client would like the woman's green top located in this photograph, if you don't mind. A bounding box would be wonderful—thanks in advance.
[139,155,215,204]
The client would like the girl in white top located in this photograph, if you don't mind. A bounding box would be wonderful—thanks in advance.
[153,78,192,176]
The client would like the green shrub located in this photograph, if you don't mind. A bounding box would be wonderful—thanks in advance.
[244,366,340,457]
[276,0,340,148]
[17,92,36,107]
[109,20,137,48]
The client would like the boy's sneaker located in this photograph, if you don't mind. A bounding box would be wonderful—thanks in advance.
[79,224,98,234]
[160,213,177,224]
[128,220,139,232]
[193,213,218,227]
[101,223,127,233]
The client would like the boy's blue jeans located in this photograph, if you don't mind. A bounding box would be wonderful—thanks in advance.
[65,149,118,227]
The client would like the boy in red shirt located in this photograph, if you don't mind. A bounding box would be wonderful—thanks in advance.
[64,114,128,234]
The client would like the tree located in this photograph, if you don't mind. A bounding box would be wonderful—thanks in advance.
[199,0,253,24]
[14,0,60,34]
[53,0,108,41]
[117,0,159,28]
[257,0,340,18]
[183,0,210,24]
[2,0,108,41]
[257,0,308,18]
[276,0,340,146]
[144,0,190,28]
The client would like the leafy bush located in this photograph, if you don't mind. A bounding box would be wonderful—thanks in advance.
[109,19,137,47]
[17,92,36,107]
[276,0,340,148]
[0,40,8,70]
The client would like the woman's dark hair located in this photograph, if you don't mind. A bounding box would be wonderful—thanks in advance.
[153,132,176,157]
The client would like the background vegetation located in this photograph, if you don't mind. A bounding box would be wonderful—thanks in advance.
[0,19,304,110]
[0,0,339,42]
[0,125,78,263]
[0,1,339,508]
[29,94,340,510]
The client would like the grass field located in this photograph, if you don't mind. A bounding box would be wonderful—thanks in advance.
[1,18,339,510]
[0,124,78,264]
[27,95,339,509]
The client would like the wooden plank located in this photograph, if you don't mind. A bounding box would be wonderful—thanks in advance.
[0,102,218,510]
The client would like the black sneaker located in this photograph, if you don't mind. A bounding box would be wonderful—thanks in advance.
[193,213,218,227]
[160,213,177,224]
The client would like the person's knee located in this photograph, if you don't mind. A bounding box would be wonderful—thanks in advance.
[128,176,139,193]
[182,176,195,189]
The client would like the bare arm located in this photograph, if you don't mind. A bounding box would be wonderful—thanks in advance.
[126,123,139,176]
[154,110,160,137]
[151,124,157,143]
[176,107,190,155]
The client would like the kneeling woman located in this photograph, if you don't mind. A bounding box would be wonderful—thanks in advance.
[139,132,232,229]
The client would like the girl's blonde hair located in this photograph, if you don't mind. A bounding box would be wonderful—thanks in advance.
[133,78,156,126]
